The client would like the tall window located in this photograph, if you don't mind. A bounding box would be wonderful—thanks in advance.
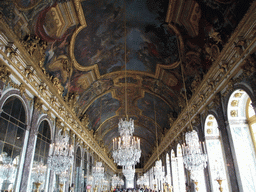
[171,145,186,192]
[75,147,82,192]
[29,120,51,191]
[227,89,256,191]
[205,115,229,191]
[0,97,26,191]
[166,153,171,186]
[247,99,256,151]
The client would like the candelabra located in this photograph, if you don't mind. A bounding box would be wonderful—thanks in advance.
[182,130,207,181]
[112,118,141,167]
[47,130,73,174]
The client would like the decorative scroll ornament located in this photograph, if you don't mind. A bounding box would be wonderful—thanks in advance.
[182,130,207,181]
[112,118,141,167]
[47,130,73,174]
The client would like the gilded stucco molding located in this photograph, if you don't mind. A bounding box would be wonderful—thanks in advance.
[144,1,256,171]
[0,19,117,172]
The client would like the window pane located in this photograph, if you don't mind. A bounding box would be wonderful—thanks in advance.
[0,140,4,154]
[3,143,13,157]
[5,123,17,145]
[11,98,22,120]
[0,117,8,141]
[15,128,25,148]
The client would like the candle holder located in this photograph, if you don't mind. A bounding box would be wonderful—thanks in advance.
[216,179,223,192]
[59,183,64,192]
[33,182,41,192]
[194,181,199,191]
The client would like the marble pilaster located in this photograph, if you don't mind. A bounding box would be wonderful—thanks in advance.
[218,99,240,191]
[19,108,40,191]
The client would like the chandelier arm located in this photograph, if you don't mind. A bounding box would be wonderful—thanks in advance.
[154,96,159,161]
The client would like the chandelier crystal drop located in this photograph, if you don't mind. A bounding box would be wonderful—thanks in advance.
[47,130,73,174]
[112,118,141,167]
[92,162,105,184]
[122,165,135,181]
[182,130,208,180]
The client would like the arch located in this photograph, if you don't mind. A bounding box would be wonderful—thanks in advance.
[36,114,54,140]
[0,89,31,126]
[204,114,229,192]
[227,89,256,191]
[29,119,51,191]
[0,94,28,191]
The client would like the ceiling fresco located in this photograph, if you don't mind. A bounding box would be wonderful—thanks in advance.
[1,0,253,167]
[74,0,178,75]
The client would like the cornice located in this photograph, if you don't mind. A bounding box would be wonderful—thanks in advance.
[144,1,256,171]
[0,18,117,172]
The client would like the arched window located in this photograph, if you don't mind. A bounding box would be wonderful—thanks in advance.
[29,120,51,191]
[171,145,186,192]
[0,97,26,191]
[166,153,171,186]
[227,89,256,191]
[247,99,256,150]
[75,147,82,192]
[205,115,229,191]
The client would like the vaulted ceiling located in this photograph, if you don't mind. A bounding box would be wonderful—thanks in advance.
[2,0,252,168]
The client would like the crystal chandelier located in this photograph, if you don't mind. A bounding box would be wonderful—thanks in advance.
[31,161,47,183]
[182,130,207,181]
[112,118,141,167]
[0,152,17,181]
[153,160,165,181]
[47,130,73,174]
[92,162,105,184]
[59,170,69,183]
[178,52,208,182]
[112,174,124,188]
[137,173,149,187]
[122,165,135,181]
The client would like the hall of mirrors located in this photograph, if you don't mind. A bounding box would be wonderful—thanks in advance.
[0,0,256,191]
[0,85,256,191]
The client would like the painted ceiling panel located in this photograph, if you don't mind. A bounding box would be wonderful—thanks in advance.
[2,0,253,168]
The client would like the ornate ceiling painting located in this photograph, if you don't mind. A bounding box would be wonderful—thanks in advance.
[2,0,252,167]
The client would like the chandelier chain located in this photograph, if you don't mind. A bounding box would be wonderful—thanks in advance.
[124,0,128,118]
[154,97,159,161]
